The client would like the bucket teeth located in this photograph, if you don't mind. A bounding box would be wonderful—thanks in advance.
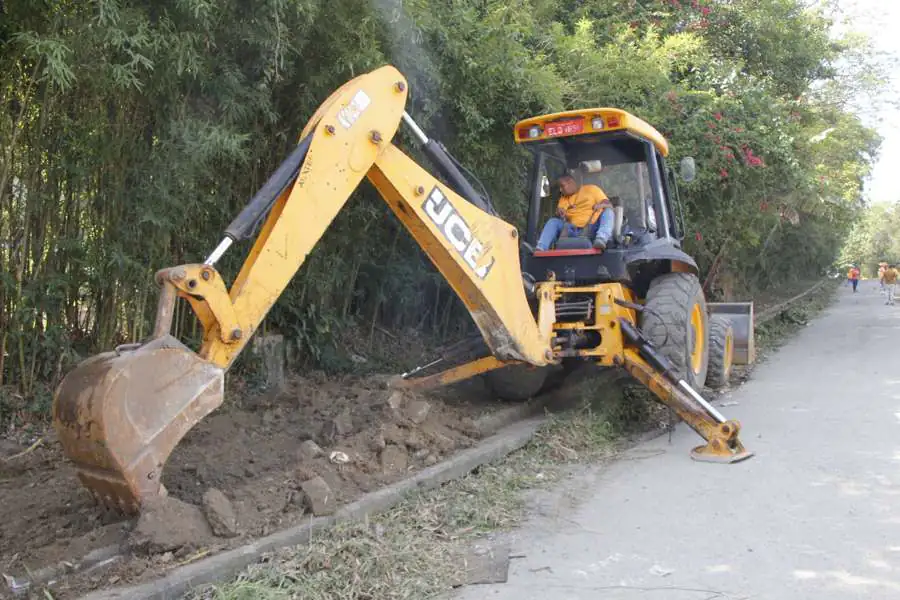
[52,335,225,515]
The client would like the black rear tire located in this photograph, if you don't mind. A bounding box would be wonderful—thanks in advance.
[484,363,551,402]
[706,315,734,390]
[639,272,709,388]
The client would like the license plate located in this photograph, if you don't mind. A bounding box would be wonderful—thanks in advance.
[545,119,584,137]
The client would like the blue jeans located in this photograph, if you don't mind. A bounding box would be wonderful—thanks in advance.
[536,210,614,251]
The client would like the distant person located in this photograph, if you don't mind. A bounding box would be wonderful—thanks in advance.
[848,266,860,293]
[884,264,898,305]
[879,263,888,294]
[536,174,614,251]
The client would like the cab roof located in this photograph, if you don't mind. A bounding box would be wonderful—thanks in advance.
[514,108,669,157]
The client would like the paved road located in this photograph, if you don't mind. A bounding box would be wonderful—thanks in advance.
[457,279,900,600]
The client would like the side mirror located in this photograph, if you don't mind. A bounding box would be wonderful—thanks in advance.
[540,175,550,198]
[679,157,696,183]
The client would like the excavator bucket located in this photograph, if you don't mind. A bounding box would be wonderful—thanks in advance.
[52,334,224,515]
[708,302,755,365]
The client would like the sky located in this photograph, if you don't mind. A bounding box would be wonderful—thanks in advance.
[833,0,900,204]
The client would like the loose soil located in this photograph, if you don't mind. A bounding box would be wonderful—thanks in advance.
[0,372,501,599]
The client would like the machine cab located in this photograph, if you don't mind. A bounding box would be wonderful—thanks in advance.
[514,109,697,289]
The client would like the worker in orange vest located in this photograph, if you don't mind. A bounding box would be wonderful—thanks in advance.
[884,264,898,305]
[847,266,860,292]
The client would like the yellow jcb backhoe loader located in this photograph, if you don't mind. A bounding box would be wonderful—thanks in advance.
[53,65,754,515]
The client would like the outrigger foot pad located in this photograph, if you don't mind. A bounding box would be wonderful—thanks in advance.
[689,419,755,464]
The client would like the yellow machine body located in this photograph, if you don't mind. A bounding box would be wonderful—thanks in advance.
[53,65,751,514]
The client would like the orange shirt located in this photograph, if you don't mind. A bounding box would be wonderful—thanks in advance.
[558,184,609,228]
[884,268,898,284]
[848,268,860,280]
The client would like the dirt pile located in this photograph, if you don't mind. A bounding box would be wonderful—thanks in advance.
[130,496,213,555]
[0,372,490,597]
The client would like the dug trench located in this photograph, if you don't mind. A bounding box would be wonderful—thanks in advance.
[0,371,520,599]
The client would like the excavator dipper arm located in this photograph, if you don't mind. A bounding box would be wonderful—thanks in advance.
[52,65,553,513]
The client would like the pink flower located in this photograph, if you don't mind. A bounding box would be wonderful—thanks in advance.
[714,112,723,121]
[695,231,703,241]
[701,6,711,15]
[719,168,729,178]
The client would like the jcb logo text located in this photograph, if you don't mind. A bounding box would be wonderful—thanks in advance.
[423,187,495,280]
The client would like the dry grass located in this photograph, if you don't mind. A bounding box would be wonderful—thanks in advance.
[188,380,623,600]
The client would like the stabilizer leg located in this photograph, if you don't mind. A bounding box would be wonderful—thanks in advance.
[618,318,754,464]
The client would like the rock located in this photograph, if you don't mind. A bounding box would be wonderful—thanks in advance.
[346,469,377,493]
[382,423,406,446]
[295,465,318,482]
[380,444,408,476]
[405,430,427,450]
[369,430,387,452]
[424,454,439,467]
[429,430,458,453]
[323,409,354,443]
[300,476,336,516]
[130,496,212,554]
[202,488,240,538]
[386,391,405,413]
[405,399,431,424]
[298,440,324,461]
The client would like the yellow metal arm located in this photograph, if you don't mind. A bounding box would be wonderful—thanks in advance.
[159,64,551,370]
[622,349,751,463]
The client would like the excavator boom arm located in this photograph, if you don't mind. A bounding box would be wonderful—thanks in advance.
[189,65,551,369]
[51,65,552,513]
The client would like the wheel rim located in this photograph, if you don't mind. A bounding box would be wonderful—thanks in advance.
[724,334,734,370]
[690,302,704,374]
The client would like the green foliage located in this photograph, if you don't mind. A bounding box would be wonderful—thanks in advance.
[839,203,900,277]
[0,0,881,417]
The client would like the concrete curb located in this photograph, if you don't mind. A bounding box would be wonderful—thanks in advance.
[78,417,546,600]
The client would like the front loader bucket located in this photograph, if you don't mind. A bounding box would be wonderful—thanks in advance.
[708,302,755,365]
[52,335,224,514]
